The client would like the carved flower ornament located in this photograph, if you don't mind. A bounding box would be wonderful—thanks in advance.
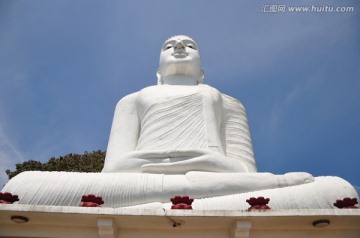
[79,194,104,207]
[246,196,271,210]
[170,196,194,209]
[333,197,358,209]
[0,192,19,204]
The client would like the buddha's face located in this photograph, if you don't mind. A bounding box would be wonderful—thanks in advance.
[158,35,202,78]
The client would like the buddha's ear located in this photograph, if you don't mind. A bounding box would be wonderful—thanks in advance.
[156,69,163,85]
[199,69,205,84]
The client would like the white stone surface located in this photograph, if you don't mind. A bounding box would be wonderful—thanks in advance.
[232,221,251,238]
[103,84,256,173]
[97,218,117,238]
[2,171,358,209]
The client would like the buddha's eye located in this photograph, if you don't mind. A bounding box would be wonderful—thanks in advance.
[165,45,173,50]
[187,45,195,49]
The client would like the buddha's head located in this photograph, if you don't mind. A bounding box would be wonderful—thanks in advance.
[157,35,204,85]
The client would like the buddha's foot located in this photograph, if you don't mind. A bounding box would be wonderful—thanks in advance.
[277,172,314,188]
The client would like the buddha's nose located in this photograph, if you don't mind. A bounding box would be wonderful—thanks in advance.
[174,41,185,50]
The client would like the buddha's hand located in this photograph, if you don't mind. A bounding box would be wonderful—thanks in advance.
[140,149,250,174]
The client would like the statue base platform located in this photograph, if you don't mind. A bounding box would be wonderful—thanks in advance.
[1,171,358,209]
[1,204,360,238]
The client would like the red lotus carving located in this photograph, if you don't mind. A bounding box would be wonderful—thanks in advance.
[0,192,19,204]
[79,194,104,207]
[246,196,271,210]
[334,197,358,209]
[170,196,194,210]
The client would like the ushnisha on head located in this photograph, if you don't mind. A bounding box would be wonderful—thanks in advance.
[157,35,204,85]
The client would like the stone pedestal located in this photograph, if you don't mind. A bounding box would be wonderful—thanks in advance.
[1,204,359,238]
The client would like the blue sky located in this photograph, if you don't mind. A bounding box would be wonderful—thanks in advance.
[0,0,359,192]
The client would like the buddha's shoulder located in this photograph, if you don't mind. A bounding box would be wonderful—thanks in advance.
[199,84,219,93]
[200,85,244,108]
[138,85,162,94]
[116,92,139,108]
[221,93,245,111]
[119,92,139,101]
[117,86,159,102]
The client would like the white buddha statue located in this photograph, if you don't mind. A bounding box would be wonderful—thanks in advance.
[2,35,358,209]
[102,35,257,174]
[99,35,318,197]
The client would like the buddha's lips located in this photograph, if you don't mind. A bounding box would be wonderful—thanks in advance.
[172,52,188,58]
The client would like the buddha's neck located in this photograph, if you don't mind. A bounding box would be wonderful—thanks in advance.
[162,75,199,85]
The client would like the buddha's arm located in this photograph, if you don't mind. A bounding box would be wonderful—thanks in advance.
[102,93,140,172]
[221,94,257,172]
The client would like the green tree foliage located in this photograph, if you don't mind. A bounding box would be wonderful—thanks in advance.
[5,150,105,180]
